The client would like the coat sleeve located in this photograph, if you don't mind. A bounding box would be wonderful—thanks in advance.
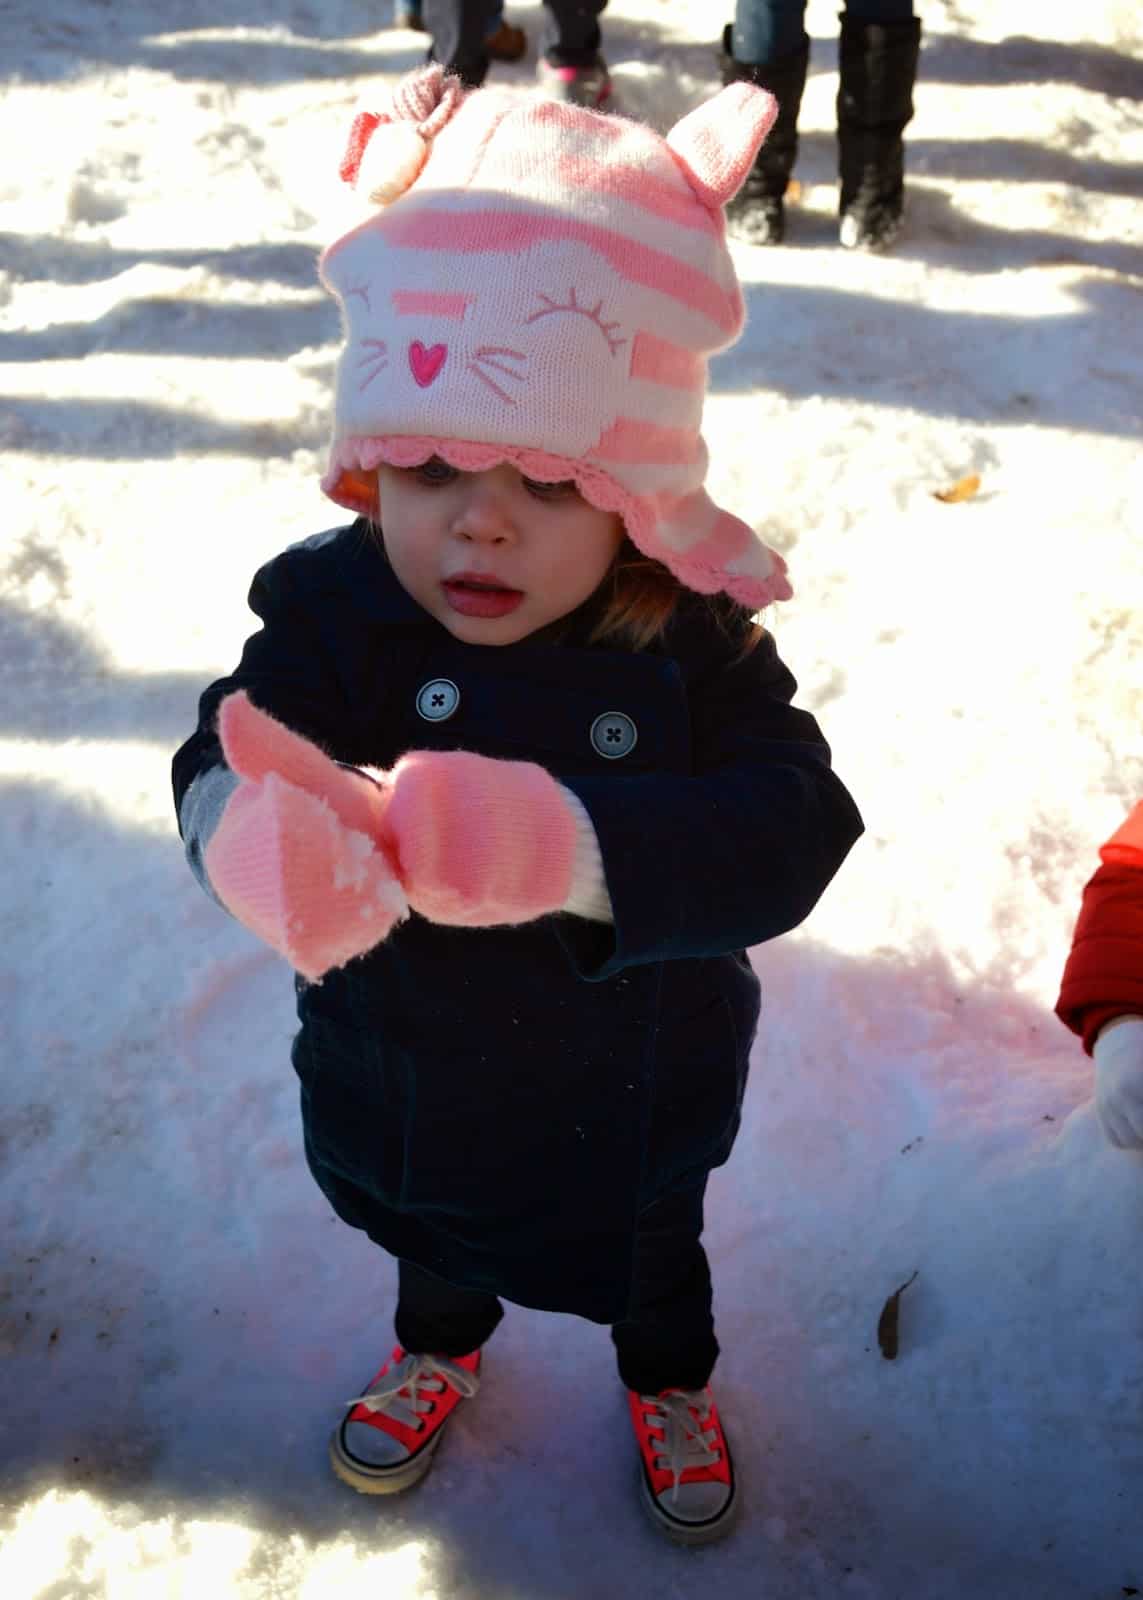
[171,541,355,888]
[557,628,863,978]
[1055,800,1143,1053]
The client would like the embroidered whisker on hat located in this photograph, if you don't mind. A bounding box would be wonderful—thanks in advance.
[320,66,792,610]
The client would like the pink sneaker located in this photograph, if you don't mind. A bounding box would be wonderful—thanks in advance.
[627,1385,737,1544]
[536,54,612,108]
[330,1345,481,1494]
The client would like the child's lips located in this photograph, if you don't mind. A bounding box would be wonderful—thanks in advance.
[442,572,525,619]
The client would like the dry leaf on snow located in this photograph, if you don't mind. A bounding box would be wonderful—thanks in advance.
[933,473,981,504]
[877,1270,919,1360]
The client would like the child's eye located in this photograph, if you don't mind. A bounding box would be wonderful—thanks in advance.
[413,457,459,487]
[523,476,580,503]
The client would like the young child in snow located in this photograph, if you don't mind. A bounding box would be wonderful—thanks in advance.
[1056,801,1143,1151]
[173,66,862,1544]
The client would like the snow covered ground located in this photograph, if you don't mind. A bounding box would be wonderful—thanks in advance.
[2,0,1141,1593]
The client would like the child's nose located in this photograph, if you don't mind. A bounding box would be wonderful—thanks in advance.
[454,480,515,544]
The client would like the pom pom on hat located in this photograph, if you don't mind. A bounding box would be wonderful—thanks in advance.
[339,65,465,207]
[358,120,429,205]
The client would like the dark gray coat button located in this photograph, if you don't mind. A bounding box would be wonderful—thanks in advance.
[590,711,637,759]
[416,678,460,722]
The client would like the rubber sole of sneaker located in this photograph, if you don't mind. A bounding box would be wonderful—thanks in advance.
[635,1437,739,1546]
[328,1421,445,1496]
[535,63,612,109]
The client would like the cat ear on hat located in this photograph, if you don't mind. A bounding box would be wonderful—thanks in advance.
[665,82,779,209]
[339,64,465,208]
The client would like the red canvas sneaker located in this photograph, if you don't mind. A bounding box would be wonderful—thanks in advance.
[330,1345,481,1494]
[627,1385,737,1544]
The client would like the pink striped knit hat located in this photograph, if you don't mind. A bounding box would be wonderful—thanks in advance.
[319,67,792,609]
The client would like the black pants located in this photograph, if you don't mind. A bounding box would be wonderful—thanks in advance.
[395,1184,719,1394]
[423,0,607,84]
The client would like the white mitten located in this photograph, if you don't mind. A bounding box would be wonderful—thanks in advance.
[1092,1016,1143,1150]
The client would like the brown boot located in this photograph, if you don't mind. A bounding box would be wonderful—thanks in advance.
[486,20,527,63]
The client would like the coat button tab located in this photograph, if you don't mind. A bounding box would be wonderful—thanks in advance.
[590,711,637,760]
[416,678,460,722]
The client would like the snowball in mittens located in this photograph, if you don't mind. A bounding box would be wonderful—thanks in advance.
[205,774,408,980]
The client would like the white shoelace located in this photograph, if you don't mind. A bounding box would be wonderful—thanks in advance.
[640,1389,721,1501]
[346,1351,480,1431]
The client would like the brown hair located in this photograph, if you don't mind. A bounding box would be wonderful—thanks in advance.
[584,539,766,657]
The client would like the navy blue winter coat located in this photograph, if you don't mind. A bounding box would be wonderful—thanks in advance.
[173,522,862,1322]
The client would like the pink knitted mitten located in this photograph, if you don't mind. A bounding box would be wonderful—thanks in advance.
[380,749,578,927]
[204,774,408,981]
[217,690,387,839]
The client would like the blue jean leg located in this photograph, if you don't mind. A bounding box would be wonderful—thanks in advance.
[731,0,807,65]
[731,0,912,64]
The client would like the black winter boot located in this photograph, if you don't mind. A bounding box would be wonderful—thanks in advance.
[719,26,810,246]
[836,15,921,251]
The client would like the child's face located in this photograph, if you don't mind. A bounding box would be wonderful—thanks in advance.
[378,460,625,646]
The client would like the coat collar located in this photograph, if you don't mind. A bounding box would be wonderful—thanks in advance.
[294,520,425,625]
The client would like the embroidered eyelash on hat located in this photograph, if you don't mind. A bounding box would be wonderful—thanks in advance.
[320,65,792,610]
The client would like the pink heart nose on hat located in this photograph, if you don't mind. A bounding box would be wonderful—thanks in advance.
[409,341,447,387]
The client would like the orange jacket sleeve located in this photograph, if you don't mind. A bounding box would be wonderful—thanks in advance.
[1055,800,1143,1054]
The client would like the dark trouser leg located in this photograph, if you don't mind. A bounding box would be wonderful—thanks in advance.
[422,0,501,86]
[395,1259,504,1356]
[845,0,914,21]
[720,3,810,244]
[540,0,607,67]
[611,1185,719,1395]
[836,6,921,249]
